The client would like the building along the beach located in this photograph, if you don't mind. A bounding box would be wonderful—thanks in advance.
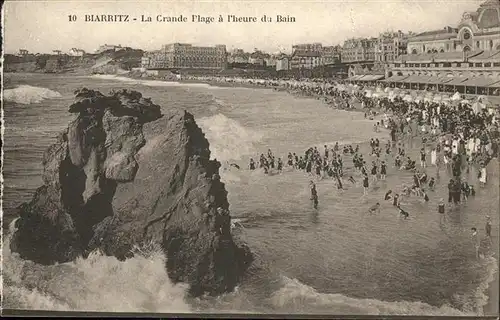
[322,45,342,65]
[227,49,250,64]
[376,31,411,63]
[276,54,290,71]
[341,37,378,63]
[382,0,500,97]
[95,44,123,54]
[69,48,86,56]
[141,43,227,70]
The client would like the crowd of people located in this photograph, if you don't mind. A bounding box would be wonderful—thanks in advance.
[221,75,499,258]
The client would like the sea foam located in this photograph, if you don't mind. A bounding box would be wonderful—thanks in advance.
[3,219,191,313]
[4,85,62,104]
[197,113,264,162]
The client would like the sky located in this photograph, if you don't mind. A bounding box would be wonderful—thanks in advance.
[3,0,486,54]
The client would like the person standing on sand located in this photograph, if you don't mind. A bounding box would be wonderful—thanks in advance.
[363,174,369,196]
[471,227,481,259]
[438,198,446,224]
[486,216,492,238]
[310,180,319,209]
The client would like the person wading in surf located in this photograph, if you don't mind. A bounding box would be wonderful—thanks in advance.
[310,180,319,209]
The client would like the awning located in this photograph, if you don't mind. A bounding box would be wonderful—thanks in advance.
[433,51,465,63]
[360,75,385,81]
[356,75,372,81]
[400,75,432,83]
[468,50,500,63]
[462,77,500,88]
[427,77,453,85]
[347,75,364,81]
[382,75,409,82]
[444,77,469,86]
[402,53,435,63]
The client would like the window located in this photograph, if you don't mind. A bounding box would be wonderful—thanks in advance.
[463,46,471,52]
[476,41,480,49]
[463,30,471,40]
[412,49,418,54]
[490,40,494,49]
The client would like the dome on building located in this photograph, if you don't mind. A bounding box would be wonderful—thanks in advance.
[476,0,500,29]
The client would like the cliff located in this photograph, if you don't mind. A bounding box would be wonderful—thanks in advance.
[10,88,253,297]
[4,49,143,74]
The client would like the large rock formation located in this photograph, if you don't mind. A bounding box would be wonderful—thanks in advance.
[10,88,253,297]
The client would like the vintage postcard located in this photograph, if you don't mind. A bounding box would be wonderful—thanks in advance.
[2,0,499,317]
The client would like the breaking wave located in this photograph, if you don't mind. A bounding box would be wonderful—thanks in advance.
[91,75,213,88]
[270,276,474,316]
[3,85,62,104]
[197,113,264,161]
[3,219,192,313]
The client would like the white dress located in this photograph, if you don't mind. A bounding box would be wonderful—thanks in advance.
[431,150,437,165]
[480,167,487,184]
[452,140,459,155]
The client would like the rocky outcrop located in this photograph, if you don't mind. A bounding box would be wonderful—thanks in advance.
[10,88,253,297]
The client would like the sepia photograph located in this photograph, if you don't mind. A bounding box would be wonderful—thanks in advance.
[1,0,499,317]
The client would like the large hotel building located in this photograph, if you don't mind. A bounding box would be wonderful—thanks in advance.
[348,0,500,97]
[141,43,227,70]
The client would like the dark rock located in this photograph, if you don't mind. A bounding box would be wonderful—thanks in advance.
[10,89,252,297]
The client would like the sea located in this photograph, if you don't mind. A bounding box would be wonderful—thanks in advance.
[2,73,499,316]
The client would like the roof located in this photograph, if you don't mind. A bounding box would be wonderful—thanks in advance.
[462,77,500,87]
[249,51,270,59]
[444,77,469,86]
[468,50,500,62]
[347,75,365,81]
[433,51,465,62]
[476,2,500,29]
[357,75,385,81]
[409,28,457,42]
[398,53,436,63]
[401,75,434,83]
[292,50,322,57]
[426,77,454,85]
[382,75,410,82]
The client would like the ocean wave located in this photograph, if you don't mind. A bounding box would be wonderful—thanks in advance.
[3,220,192,313]
[3,85,62,104]
[270,276,474,316]
[91,75,213,89]
[197,113,264,161]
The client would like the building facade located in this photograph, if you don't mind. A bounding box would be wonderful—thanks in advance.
[376,31,410,62]
[141,43,227,70]
[18,49,29,56]
[292,43,323,52]
[276,54,290,71]
[95,44,122,54]
[248,50,270,66]
[69,48,86,56]
[384,0,500,96]
[321,45,342,65]
[341,38,378,63]
[227,49,249,63]
[407,1,500,55]
[290,50,322,69]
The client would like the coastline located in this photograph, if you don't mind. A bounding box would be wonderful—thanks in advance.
[484,158,500,316]
[5,72,499,316]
